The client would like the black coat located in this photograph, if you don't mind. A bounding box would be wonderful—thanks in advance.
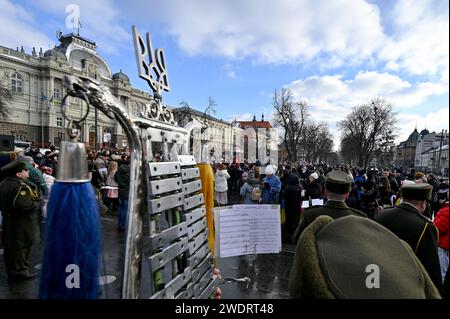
[114,163,130,199]
[375,202,442,293]
[284,174,301,215]
[304,180,322,199]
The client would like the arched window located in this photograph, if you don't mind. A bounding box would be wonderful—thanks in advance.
[11,73,23,92]
[244,135,249,161]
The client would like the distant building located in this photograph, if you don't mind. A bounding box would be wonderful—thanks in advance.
[0,33,155,149]
[173,106,244,163]
[393,128,420,168]
[237,115,278,165]
[173,109,278,164]
[415,129,449,171]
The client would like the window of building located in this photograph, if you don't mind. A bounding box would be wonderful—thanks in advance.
[53,88,61,100]
[244,135,249,160]
[11,73,23,93]
[266,128,271,157]
[222,129,226,158]
[56,117,63,127]
[120,96,127,107]
[131,101,140,117]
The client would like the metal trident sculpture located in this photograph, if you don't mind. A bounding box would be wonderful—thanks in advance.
[60,26,218,299]
[132,26,170,98]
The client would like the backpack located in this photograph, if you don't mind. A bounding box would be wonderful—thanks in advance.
[251,186,262,201]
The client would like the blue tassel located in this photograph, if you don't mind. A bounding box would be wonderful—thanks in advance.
[39,182,100,299]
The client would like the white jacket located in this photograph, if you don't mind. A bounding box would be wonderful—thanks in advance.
[214,169,230,192]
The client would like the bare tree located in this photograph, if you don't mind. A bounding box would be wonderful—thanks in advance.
[338,97,397,168]
[0,83,12,120]
[340,135,360,165]
[301,121,334,162]
[272,88,308,162]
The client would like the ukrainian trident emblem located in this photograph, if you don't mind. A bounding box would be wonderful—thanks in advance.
[132,26,173,124]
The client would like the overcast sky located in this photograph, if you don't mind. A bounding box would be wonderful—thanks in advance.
[1,0,448,149]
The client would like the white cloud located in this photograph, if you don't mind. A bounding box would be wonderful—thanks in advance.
[134,0,385,66]
[222,62,237,79]
[379,0,449,77]
[0,0,54,52]
[31,0,130,54]
[286,70,449,149]
[289,71,448,111]
[396,108,449,142]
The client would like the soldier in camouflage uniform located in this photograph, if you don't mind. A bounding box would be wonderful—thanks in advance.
[0,160,42,282]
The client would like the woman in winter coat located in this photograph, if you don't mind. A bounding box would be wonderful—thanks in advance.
[261,165,281,204]
[105,161,119,213]
[240,177,260,204]
[214,164,230,206]
[377,176,394,208]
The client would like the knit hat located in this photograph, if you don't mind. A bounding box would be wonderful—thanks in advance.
[310,172,319,180]
[265,165,274,175]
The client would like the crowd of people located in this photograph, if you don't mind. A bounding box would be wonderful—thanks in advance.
[210,159,449,297]
[0,146,448,297]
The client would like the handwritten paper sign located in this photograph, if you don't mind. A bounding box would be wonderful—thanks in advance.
[213,204,281,258]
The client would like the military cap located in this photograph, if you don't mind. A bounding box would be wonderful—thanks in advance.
[0,160,27,176]
[325,170,352,194]
[401,182,432,201]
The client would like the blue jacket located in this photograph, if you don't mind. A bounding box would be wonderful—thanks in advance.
[262,175,281,204]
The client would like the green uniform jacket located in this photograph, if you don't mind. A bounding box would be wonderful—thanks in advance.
[294,200,366,243]
[0,177,41,249]
[375,202,442,292]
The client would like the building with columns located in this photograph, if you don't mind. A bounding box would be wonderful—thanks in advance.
[0,33,155,150]
[1,33,279,163]
[173,108,278,164]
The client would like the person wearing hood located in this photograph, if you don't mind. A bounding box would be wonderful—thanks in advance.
[214,164,230,206]
[261,165,281,204]
[240,176,260,204]
[283,173,302,243]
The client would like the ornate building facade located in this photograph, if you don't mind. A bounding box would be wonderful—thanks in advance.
[393,128,420,169]
[173,108,278,164]
[0,33,154,150]
[1,33,279,163]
